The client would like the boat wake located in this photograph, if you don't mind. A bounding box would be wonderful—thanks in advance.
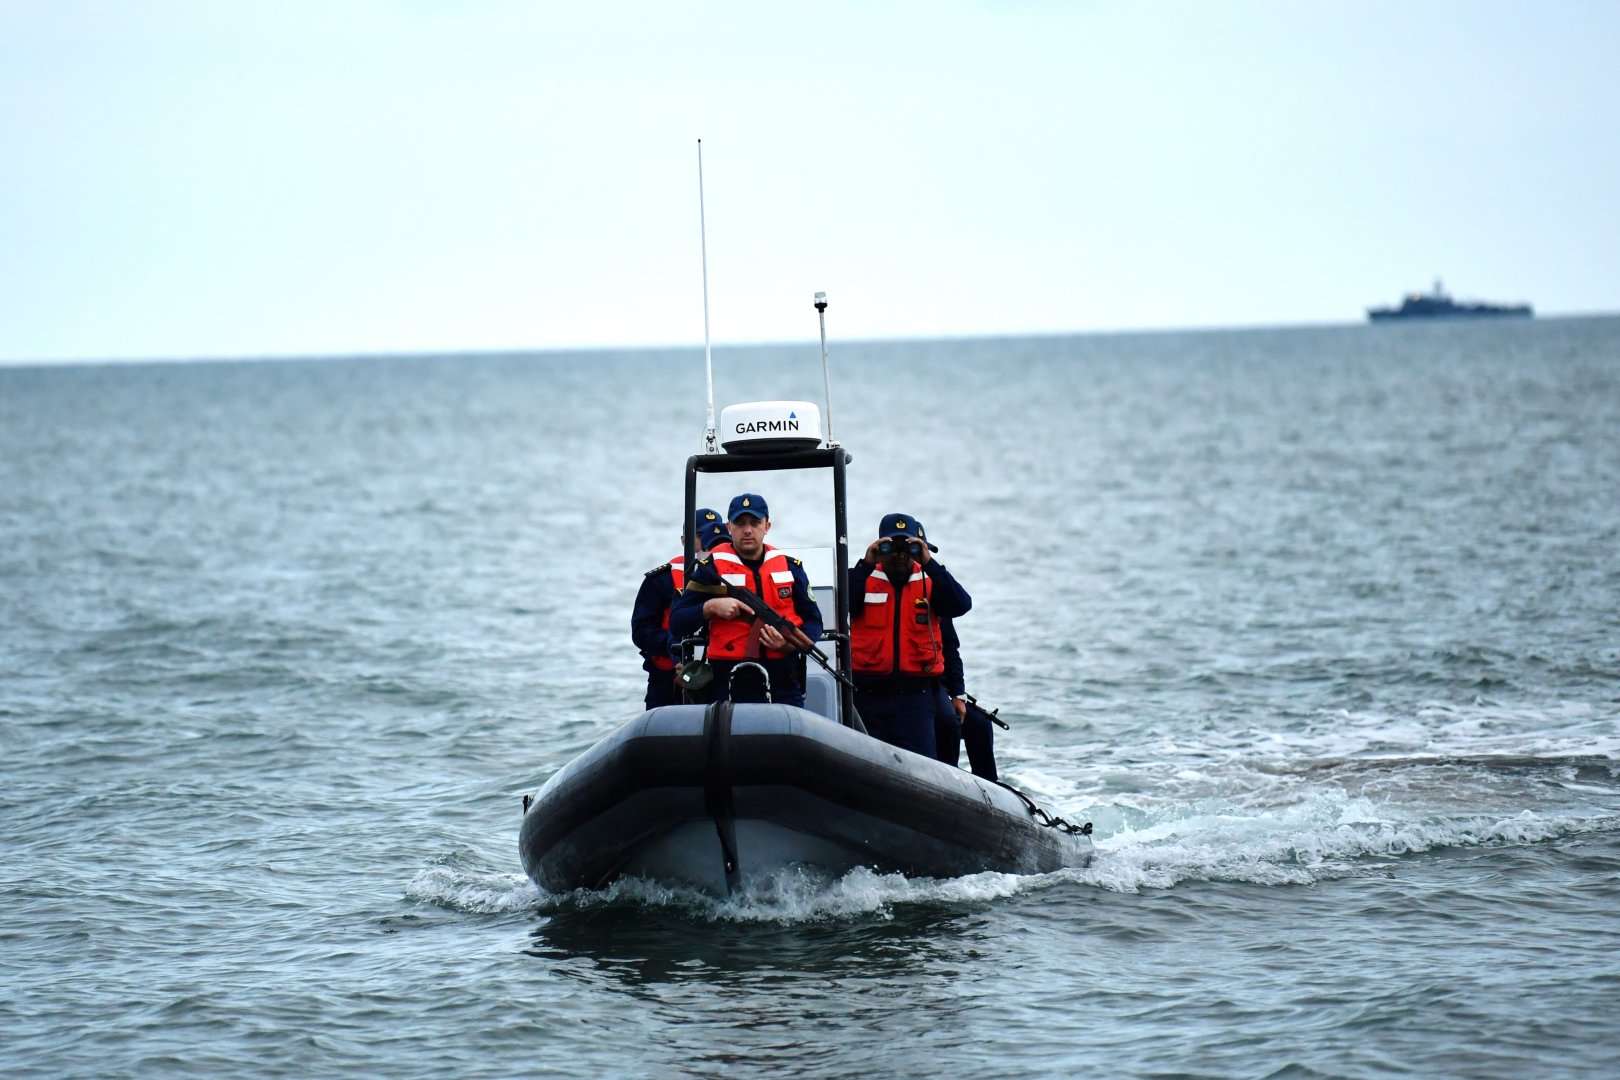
[1077,792,1613,893]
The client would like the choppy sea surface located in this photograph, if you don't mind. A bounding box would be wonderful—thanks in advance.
[4,317,1619,1078]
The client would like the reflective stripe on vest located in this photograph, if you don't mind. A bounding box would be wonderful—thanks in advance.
[705,544,804,660]
[851,563,944,677]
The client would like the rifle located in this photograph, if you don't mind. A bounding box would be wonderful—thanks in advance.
[720,583,859,692]
[961,692,1011,730]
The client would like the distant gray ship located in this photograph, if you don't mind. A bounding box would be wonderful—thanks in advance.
[1368,279,1533,321]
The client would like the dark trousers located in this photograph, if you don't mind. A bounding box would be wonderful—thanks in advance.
[645,668,682,710]
[856,684,937,758]
[934,685,998,781]
[710,658,806,709]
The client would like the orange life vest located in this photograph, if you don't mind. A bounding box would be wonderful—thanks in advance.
[648,555,688,671]
[851,562,945,677]
[705,544,804,661]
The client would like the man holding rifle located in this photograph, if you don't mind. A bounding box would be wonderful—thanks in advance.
[669,493,824,708]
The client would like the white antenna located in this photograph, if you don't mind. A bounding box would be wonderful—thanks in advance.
[815,291,837,447]
[697,139,717,454]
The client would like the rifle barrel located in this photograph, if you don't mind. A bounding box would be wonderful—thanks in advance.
[964,696,1011,729]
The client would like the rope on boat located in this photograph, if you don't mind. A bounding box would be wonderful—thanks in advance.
[993,781,1093,836]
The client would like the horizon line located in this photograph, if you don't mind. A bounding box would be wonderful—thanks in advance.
[4,310,1617,369]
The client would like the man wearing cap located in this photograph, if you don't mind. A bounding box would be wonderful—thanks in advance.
[631,507,731,709]
[847,513,972,757]
[669,493,824,708]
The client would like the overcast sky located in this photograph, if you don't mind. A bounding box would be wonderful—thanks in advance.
[3,0,1617,363]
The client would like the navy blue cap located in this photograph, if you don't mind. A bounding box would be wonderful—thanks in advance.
[691,506,722,539]
[878,512,939,552]
[697,519,730,550]
[728,493,769,522]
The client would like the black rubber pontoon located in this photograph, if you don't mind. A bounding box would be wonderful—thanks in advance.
[520,697,1092,896]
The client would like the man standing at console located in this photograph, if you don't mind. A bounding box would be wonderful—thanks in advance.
[670,493,823,708]
[848,513,972,756]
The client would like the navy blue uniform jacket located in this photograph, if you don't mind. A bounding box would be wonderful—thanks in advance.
[630,560,680,673]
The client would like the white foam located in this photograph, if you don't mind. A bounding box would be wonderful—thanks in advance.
[1066,794,1616,894]
[1244,700,1620,764]
[405,865,543,914]
[534,864,1035,923]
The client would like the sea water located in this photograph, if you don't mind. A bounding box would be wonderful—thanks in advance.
[3,318,1618,1078]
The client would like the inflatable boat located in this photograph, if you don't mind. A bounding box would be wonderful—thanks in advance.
[518,401,1091,897]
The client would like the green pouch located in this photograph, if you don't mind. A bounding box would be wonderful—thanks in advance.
[677,661,714,692]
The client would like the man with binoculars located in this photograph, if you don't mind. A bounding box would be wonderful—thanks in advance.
[847,513,972,756]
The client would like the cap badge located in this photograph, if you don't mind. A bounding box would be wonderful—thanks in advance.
[896,520,907,530]
[743,497,751,506]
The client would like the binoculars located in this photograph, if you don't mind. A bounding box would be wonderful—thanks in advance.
[877,537,924,559]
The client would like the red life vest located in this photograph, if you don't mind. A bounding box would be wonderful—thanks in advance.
[649,555,688,671]
[851,562,945,677]
[705,544,804,660]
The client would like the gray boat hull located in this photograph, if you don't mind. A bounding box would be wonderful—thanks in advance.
[520,701,1092,895]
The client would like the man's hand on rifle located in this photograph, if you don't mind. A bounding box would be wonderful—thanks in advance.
[754,617,817,653]
[702,597,750,621]
[778,624,819,652]
[701,593,817,653]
